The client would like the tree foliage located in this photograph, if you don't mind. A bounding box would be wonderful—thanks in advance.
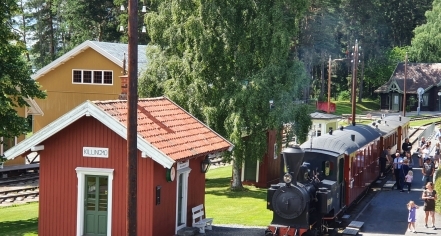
[410,0,441,62]
[140,0,312,189]
[0,0,47,138]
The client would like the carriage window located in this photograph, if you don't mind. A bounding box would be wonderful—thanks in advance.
[322,161,333,176]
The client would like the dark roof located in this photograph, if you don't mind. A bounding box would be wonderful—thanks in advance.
[375,63,441,94]
[300,125,382,156]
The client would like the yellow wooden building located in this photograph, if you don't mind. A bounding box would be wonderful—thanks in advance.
[3,41,147,166]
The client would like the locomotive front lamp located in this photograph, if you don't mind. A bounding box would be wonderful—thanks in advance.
[283,173,292,184]
[201,156,211,173]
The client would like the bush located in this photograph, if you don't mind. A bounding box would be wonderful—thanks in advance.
[435,168,441,214]
[337,90,351,101]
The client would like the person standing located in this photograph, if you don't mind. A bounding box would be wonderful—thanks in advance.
[379,146,390,179]
[434,142,440,169]
[402,138,412,156]
[392,152,404,191]
[404,170,413,193]
[407,200,419,233]
[422,182,437,230]
[419,137,427,167]
[435,128,441,143]
[422,158,435,184]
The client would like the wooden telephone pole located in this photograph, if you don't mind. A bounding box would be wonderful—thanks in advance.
[127,0,138,234]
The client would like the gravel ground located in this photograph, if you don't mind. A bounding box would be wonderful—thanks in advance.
[202,225,266,236]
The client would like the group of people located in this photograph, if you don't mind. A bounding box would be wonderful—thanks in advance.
[407,182,437,232]
[379,137,438,233]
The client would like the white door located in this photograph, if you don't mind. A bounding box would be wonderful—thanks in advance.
[175,165,191,233]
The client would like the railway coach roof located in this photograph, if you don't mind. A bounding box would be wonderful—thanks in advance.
[300,125,383,156]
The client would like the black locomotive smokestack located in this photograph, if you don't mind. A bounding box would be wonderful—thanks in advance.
[282,145,305,183]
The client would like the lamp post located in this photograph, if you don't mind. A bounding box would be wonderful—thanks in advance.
[327,57,346,114]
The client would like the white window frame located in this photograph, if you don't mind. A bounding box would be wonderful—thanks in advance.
[175,166,191,233]
[72,69,114,85]
[76,167,114,236]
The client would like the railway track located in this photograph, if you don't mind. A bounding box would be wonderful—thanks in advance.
[0,173,39,186]
[0,186,39,204]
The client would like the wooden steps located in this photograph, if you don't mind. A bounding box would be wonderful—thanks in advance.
[342,221,364,236]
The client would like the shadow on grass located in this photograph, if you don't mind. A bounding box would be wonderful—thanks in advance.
[0,218,38,236]
[206,177,267,200]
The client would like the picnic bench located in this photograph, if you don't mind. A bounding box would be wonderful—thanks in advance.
[192,204,213,233]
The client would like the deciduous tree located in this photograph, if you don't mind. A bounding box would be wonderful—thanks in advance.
[140,0,312,190]
[1,0,47,138]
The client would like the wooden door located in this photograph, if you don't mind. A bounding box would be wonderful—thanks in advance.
[84,175,108,236]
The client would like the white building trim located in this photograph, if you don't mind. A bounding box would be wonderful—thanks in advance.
[75,167,114,236]
[3,101,175,169]
[175,167,191,233]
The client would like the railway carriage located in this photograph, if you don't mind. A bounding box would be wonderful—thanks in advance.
[265,116,410,236]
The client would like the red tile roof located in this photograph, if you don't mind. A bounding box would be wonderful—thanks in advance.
[93,97,232,161]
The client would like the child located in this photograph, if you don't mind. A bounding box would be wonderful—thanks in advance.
[407,200,419,232]
[404,170,413,193]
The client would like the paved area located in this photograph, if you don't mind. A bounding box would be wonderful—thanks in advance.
[356,135,441,236]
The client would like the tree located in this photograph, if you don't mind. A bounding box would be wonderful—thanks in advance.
[140,0,312,190]
[1,0,47,138]
[410,0,441,62]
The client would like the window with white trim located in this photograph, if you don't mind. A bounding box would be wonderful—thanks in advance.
[72,70,113,85]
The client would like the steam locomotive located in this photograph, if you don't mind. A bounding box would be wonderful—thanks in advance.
[265,115,410,236]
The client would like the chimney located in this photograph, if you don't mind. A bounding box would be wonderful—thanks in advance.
[351,134,355,141]
[119,75,128,100]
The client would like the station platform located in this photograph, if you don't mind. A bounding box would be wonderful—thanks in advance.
[353,134,441,236]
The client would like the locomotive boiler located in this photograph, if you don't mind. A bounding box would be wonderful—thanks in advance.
[265,146,335,236]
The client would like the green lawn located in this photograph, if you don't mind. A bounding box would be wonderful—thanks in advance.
[205,165,271,226]
[0,203,38,236]
[333,100,380,116]
[409,117,441,127]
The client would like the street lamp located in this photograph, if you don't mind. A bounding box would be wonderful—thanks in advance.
[327,57,346,114]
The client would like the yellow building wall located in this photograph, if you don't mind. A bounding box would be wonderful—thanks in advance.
[4,107,27,166]
[34,48,125,132]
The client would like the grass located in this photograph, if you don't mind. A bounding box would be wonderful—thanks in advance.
[333,100,380,116]
[409,118,441,128]
[436,168,441,214]
[205,165,270,226]
[0,203,38,236]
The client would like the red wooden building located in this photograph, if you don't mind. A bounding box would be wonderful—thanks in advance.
[241,130,281,188]
[4,97,233,236]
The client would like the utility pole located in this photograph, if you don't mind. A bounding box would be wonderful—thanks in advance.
[351,40,360,126]
[328,56,331,114]
[127,0,138,234]
[403,53,408,117]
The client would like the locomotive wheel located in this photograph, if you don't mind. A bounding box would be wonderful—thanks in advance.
[265,229,277,236]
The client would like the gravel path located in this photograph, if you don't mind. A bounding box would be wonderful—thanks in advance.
[203,225,266,236]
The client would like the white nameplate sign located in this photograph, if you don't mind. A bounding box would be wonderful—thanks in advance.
[83,147,109,158]
[177,160,189,170]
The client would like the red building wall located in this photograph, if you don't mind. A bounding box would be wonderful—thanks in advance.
[258,130,280,188]
[38,117,156,235]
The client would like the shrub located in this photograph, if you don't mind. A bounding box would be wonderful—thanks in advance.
[435,168,441,214]
[337,90,351,101]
